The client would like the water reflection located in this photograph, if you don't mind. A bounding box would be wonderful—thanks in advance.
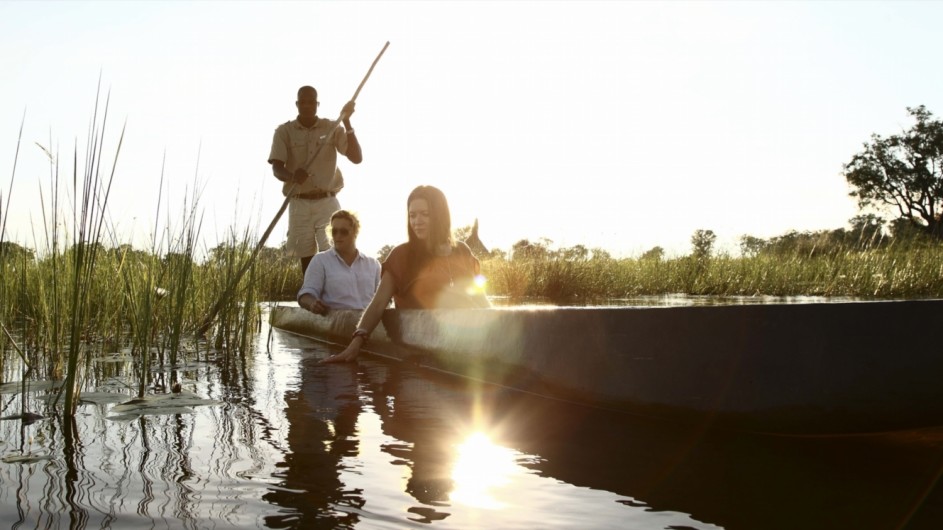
[450,432,516,510]
[0,337,283,529]
[4,316,942,529]
[263,359,365,528]
[265,343,707,528]
[266,336,943,530]
[490,293,864,308]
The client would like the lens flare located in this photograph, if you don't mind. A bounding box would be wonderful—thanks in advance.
[466,274,487,295]
[449,432,517,509]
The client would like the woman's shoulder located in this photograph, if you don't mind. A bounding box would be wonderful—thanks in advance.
[382,243,412,271]
[386,242,411,261]
[453,241,479,262]
[453,241,473,255]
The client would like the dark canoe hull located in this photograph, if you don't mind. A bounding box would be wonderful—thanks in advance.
[270,300,943,434]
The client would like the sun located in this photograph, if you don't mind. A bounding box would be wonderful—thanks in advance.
[449,432,518,510]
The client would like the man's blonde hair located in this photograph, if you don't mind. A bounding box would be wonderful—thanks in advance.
[330,209,361,236]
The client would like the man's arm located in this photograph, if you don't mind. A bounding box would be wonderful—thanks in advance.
[271,160,308,183]
[298,256,329,315]
[269,125,309,183]
[344,129,363,164]
[340,100,362,164]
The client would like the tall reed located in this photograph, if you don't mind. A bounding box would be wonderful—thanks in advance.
[1,87,267,422]
[58,86,124,415]
[0,112,25,377]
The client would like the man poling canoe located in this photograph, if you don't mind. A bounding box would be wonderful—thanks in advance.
[269,87,362,276]
[195,41,390,336]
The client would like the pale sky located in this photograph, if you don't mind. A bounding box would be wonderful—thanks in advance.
[2,0,942,259]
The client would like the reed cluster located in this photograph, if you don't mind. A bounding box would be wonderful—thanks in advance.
[479,242,943,304]
[0,237,267,401]
[1,91,263,419]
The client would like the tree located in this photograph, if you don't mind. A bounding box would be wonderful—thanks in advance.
[511,239,550,261]
[163,251,195,270]
[844,106,943,239]
[640,246,664,261]
[0,241,35,263]
[376,244,395,262]
[889,216,930,242]
[206,241,250,265]
[558,244,589,261]
[485,248,507,261]
[453,225,472,242]
[847,214,885,248]
[589,247,612,261]
[690,229,716,259]
[255,246,290,269]
[739,235,765,258]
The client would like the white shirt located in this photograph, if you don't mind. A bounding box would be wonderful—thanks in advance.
[297,247,381,310]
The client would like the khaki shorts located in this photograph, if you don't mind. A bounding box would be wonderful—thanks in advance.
[285,195,341,258]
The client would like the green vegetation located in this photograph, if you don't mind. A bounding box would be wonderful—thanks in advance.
[843,105,943,240]
[0,91,264,422]
[0,236,268,402]
[474,102,943,304]
[477,230,943,304]
[2,99,941,422]
[230,220,943,305]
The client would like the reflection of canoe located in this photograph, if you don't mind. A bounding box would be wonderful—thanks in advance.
[269,299,943,435]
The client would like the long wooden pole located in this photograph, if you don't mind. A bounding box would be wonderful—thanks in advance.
[196,41,390,336]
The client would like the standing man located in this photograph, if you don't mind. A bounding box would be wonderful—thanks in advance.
[269,85,363,274]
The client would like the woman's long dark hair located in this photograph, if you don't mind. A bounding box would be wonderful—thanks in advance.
[406,185,453,254]
[403,185,453,282]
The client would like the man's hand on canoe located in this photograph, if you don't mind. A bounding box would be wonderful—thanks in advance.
[307,299,329,316]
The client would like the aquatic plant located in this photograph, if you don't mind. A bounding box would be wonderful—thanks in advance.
[1,86,266,422]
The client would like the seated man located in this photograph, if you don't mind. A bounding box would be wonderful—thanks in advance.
[297,210,381,315]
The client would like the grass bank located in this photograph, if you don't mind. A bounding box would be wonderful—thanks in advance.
[481,242,943,304]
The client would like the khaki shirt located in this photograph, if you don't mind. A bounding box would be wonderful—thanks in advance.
[268,118,349,196]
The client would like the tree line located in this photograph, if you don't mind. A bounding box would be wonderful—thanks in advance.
[4,105,940,268]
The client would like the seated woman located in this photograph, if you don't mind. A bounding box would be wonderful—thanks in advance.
[298,209,381,315]
[321,185,489,363]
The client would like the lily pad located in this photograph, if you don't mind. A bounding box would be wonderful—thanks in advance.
[2,452,53,464]
[164,361,214,371]
[0,380,63,394]
[108,407,198,421]
[0,412,44,423]
[78,392,129,406]
[108,391,221,418]
[94,352,134,363]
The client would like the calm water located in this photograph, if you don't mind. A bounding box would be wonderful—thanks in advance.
[3,306,943,529]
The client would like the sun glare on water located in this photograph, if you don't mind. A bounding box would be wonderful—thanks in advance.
[449,432,519,510]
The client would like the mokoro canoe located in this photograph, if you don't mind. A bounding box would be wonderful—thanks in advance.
[269,299,943,435]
